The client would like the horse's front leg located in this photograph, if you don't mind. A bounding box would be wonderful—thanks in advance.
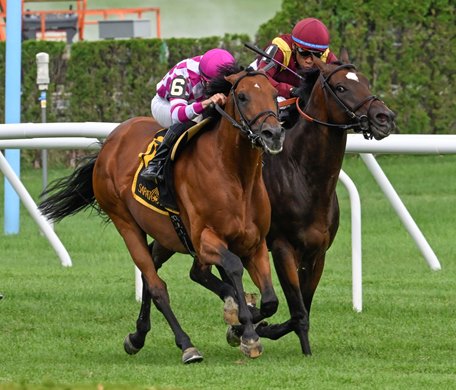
[219,248,264,358]
[225,243,279,348]
[189,260,262,327]
[189,259,237,302]
[198,229,262,358]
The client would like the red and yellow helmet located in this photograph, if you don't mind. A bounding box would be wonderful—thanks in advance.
[291,18,330,52]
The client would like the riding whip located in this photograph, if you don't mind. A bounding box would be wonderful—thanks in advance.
[244,42,305,81]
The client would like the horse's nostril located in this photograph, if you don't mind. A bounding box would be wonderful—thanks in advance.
[376,110,395,124]
[262,130,273,140]
[376,113,388,123]
[262,125,284,140]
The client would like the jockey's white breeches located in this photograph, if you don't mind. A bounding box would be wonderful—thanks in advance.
[151,95,173,128]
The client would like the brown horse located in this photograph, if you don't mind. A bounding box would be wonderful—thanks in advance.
[38,68,285,364]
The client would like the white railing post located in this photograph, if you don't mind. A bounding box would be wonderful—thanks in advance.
[135,266,143,302]
[338,170,363,312]
[0,151,72,267]
[359,153,441,271]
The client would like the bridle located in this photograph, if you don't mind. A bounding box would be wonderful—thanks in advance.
[296,64,380,139]
[214,71,280,148]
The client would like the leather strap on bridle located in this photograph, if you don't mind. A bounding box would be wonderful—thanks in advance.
[294,64,379,137]
[279,97,298,108]
[215,71,279,147]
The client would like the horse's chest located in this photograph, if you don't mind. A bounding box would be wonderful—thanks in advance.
[220,215,263,254]
[231,226,262,255]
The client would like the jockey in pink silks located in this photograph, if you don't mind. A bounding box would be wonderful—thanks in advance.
[141,48,236,182]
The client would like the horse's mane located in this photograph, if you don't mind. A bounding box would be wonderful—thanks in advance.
[202,62,243,120]
[279,68,320,128]
[282,61,347,128]
[205,62,244,96]
[293,60,344,101]
[293,68,321,102]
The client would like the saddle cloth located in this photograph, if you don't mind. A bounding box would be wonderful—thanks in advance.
[132,118,211,214]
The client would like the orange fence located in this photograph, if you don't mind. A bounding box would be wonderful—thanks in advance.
[0,0,161,41]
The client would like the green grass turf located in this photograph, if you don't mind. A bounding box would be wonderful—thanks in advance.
[1,154,456,389]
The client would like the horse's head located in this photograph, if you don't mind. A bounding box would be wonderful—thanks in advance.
[217,70,285,154]
[308,50,396,140]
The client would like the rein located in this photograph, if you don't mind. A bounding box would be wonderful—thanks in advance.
[297,64,380,139]
[214,71,279,148]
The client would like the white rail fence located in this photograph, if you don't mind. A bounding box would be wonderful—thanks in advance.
[2,122,455,311]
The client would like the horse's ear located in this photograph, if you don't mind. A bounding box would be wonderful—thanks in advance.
[339,48,350,64]
[224,74,237,86]
[225,70,246,86]
[312,55,326,72]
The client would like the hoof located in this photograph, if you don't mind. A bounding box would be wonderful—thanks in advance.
[226,326,241,347]
[240,337,263,359]
[123,334,141,355]
[182,347,204,364]
[302,341,312,356]
[244,292,258,308]
[223,296,240,325]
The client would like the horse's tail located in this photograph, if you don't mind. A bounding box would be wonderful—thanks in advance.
[38,154,101,223]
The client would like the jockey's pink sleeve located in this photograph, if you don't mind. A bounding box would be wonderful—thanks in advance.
[170,99,204,123]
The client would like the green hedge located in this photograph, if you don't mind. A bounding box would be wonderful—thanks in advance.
[0,34,252,124]
[255,0,455,134]
[0,0,454,134]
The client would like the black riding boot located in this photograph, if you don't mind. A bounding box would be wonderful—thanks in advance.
[140,121,195,182]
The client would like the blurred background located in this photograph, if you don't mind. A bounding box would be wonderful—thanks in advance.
[23,0,282,40]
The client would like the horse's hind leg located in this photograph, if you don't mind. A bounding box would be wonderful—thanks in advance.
[114,221,202,364]
[150,240,175,270]
[124,241,175,354]
[124,273,152,354]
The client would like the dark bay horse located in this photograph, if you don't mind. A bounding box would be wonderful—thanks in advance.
[225,51,396,355]
[38,68,285,363]
[258,52,396,354]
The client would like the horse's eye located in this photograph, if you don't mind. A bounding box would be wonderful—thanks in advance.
[237,93,247,102]
[335,85,346,93]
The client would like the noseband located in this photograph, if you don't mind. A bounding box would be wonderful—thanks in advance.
[297,64,380,139]
[215,71,279,148]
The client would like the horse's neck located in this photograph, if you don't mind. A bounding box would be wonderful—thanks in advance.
[287,91,348,190]
[217,118,263,188]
